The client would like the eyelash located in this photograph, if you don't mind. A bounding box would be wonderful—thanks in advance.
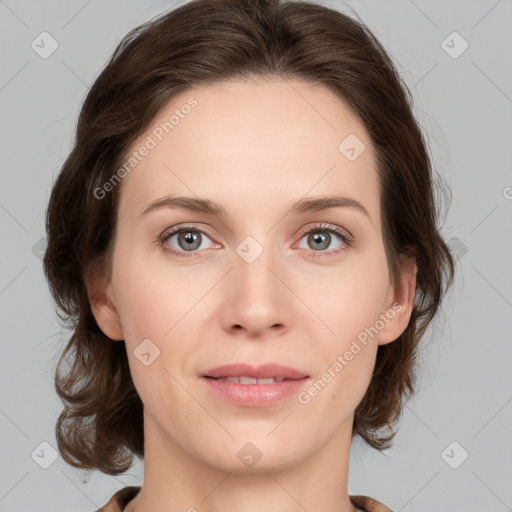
[158,222,354,260]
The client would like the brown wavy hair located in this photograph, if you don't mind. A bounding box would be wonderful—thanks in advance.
[43,0,455,475]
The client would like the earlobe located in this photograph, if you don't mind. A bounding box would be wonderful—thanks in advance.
[85,272,124,341]
[377,254,417,346]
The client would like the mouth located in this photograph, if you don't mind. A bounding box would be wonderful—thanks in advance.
[204,375,304,384]
[201,363,309,407]
[202,372,310,407]
[202,362,309,381]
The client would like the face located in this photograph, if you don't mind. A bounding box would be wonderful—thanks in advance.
[89,78,415,474]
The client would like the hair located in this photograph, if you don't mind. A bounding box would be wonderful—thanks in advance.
[43,0,455,475]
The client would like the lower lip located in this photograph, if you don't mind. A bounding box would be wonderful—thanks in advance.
[202,377,309,407]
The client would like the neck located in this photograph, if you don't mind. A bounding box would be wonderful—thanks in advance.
[125,411,359,512]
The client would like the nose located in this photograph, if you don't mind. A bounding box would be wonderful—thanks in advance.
[218,244,292,339]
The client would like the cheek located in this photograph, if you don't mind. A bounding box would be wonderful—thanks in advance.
[301,255,390,342]
[111,249,203,387]
[112,247,184,339]
[297,251,390,408]
[300,275,384,421]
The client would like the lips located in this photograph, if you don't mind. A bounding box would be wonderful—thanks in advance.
[215,376,285,384]
[202,363,310,407]
[203,363,308,381]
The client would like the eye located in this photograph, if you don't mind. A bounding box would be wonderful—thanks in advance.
[160,225,218,259]
[159,222,354,259]
[296,223,353,259]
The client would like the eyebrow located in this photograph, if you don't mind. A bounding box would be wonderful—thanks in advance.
[140,194,371,222]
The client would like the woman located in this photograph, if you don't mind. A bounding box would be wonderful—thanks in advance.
[42,0,455,510]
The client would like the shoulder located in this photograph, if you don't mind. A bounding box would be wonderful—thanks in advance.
[94,487,390,512]
[350,494,394,512]
[95,486,141,512]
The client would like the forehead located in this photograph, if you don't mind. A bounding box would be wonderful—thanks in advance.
[118,78,380,227]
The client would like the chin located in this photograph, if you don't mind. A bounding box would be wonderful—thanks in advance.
[199,437,309,475]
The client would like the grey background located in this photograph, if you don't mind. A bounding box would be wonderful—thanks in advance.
[1,0,511,510]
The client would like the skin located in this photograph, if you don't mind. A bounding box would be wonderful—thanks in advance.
[87,78,417,512]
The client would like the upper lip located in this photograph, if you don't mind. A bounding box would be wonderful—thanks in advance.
[203,363,308,380]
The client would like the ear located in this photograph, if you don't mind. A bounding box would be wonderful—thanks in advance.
[377,253,417,346]
[85,269,124,341]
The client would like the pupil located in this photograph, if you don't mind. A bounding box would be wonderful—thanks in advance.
[181,231,199,251]
[311,231,329,250]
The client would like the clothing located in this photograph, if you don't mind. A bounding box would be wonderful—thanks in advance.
[95,486,393,512]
